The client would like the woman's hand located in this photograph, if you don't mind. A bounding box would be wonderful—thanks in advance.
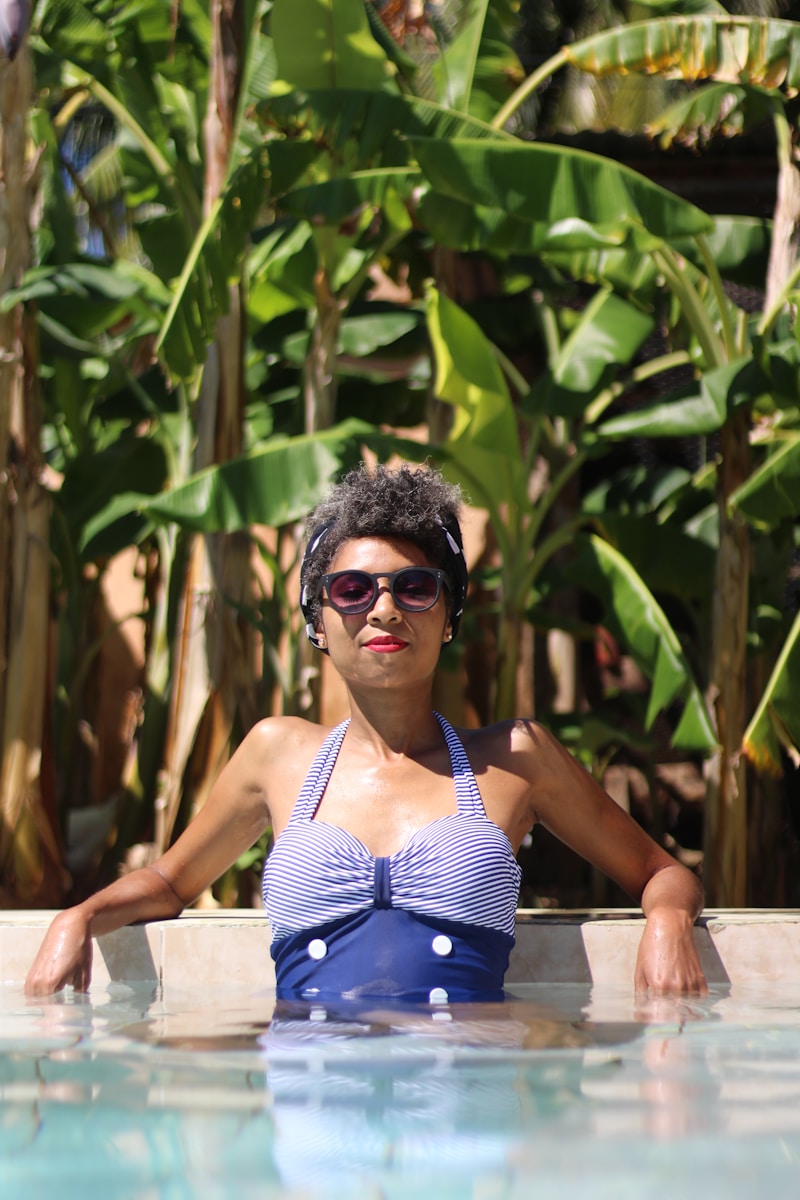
[25,909,94,996]
[634,906,708,996]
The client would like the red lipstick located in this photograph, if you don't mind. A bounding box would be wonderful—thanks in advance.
[365,635,408,652]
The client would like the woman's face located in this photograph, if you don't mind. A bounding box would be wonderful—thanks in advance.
[317,536,452,690]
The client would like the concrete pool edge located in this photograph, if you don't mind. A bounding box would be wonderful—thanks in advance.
[2,908,799,990]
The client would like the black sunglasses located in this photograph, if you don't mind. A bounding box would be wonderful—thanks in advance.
[317,567,447,615]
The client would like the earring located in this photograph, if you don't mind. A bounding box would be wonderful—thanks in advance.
[317,633,327,648]
[443,631,453,643]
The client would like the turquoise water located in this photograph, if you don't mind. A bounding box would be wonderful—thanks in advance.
[2,982,800,1198]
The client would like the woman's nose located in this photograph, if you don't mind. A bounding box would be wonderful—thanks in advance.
[367,579,400,620]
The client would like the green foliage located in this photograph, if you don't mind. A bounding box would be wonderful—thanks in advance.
[16,0,800,906]
[271,0,393,91]
[142,422,372,532]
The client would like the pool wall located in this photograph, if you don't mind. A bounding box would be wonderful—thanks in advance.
[2,909,799,990]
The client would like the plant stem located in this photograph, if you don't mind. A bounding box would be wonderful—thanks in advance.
[491,48,568,130]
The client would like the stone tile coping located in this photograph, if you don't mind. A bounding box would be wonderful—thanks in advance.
[2,908,799,991]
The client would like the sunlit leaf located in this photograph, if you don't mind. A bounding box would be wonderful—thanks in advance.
[743,610,800,773]
[426,286,525,515]
[409,138,713,241]
[431,0,523,122]
[427,287,520,456]
[143,422,373,531]
[271,0,392,91]
[564,16,800,92]
[565,534,717,750]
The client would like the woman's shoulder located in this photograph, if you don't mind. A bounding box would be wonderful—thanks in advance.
[227,716,345,831]
[456,717,560,765]
[239,715,340,764]
[455,717,578,795]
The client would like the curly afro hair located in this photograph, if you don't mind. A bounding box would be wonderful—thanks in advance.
[300,463,467,640]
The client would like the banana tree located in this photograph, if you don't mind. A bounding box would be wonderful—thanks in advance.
[424,283,718,754]
[3,0,277,891]
[487,8,800,904]
[260,0,527,435]
[0,33,65,904]
[255,4,721,732]
[155,0,261,860]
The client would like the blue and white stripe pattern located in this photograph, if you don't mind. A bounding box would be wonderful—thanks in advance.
[262,713,522,944]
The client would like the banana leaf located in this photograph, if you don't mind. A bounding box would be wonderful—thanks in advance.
[632,1,726,12]
[338,311,421,356]
[427,286,526,527]
[431,0,524,123]
[563,17,800,91]
[539,242,663,304]
[646,82,777,148]
[670,216,772,291]
[524,290,654,419]
[428,289,518,455]
[743,609,800,774]
[142,421,372,532]
[730,434,800,530]
[752,339,800,411]
[543,215,769,301]
[418,191,664,259]
[565,534,717,751]
[39,0,121,58]
[271,0,392,92]
[264,90,513,174]
[155,152,267,379]
[248,222,318,321]
[598,358,759,439]
[590,512,716,602]
[409,138,713,242]
[279,169,418,225]
[0,261,167,342]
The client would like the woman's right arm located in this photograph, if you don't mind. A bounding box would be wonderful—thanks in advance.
[24,717,285,996]
[23,864,186,995]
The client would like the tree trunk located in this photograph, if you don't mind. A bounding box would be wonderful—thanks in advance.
[303,266,341,434]
[0,45,65,904]
[703,409,750,906]
[156,0,257,857]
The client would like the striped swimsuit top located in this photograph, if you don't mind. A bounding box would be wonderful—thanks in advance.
[262,713,523,1003]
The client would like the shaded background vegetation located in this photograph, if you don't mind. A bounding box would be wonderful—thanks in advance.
[2,0,800,914]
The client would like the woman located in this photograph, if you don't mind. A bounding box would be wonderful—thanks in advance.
[25,465,707,1000]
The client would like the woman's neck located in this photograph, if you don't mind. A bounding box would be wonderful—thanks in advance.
[343,689,443,759]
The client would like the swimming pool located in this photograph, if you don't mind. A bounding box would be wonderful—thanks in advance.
[3,981,800,1198]
[2,912,800,1198]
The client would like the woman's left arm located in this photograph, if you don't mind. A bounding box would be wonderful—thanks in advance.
[514,721,707,996]
[633,863,707,995]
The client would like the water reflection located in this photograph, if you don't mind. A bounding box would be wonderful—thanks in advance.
[2,983,800,1198]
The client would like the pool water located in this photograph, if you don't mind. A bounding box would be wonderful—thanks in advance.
[2,981,800,1199]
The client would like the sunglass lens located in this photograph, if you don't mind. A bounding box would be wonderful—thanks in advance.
[328,571,375,612]
[394,569,439,609]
